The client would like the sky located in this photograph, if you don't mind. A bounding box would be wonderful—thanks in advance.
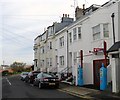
[0,0,109,65]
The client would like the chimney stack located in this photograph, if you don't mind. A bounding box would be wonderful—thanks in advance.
[75,6,83,20]
[63,14,64,17]
[83,4,85,15]
[65,14,67,17]
[68,14,69,18]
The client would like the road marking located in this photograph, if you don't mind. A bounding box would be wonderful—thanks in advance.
[6,77,11,85]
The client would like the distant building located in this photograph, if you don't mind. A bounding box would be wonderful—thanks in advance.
[1,65,10,70]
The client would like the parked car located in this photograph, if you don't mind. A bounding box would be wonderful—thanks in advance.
[25,71,40,83]
[20,72,29,81]
[33,72,60,89]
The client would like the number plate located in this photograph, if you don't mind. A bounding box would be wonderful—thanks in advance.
[49,83,55,85]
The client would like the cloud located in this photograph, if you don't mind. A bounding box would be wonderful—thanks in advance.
[0,0,109,65]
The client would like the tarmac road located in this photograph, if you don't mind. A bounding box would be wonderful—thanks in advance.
[2,75,87,99]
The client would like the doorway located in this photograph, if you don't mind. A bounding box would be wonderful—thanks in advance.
[93,59,109,89]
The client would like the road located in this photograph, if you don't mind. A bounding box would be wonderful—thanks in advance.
[2,75,86,99]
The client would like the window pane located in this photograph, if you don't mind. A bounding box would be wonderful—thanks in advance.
[59,37,64,47]
[74,52,77,65]
[103,24,109,37]
[69,32,72,43]
[78,27,81,39]
[73,28,77,40]
[59,56,64,66]
[93,25,100,40]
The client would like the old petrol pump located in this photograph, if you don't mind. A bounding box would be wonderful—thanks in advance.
[100,63,107,90]
[100,41,107,90]
[77,50,83,86]
[78,65,83,86]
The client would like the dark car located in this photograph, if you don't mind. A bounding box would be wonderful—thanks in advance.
[33,72,60,89]
[20,72,29,81]
[25,71,40,84]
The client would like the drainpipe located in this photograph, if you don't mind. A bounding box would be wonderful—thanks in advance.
[80,50,83,68]
[104,41,107,67]
[67,30,69,76]
[111,13,115,44]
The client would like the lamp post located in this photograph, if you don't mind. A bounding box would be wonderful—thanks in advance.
[111,13,115,44]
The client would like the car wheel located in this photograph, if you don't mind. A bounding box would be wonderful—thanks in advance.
[25,79,28,83]
[28,79,31,83]
[33,81,36,86]
[38,82,42,89]
[55,85,59,89]
[20,78,22,80]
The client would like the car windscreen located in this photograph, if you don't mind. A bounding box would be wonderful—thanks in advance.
[23,72,28,75]
[43,73,52,78]
[33,73,40,76]
[22,72,28,75]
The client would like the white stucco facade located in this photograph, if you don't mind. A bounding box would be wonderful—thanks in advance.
[66,0,120,85]
[34,0,120,90]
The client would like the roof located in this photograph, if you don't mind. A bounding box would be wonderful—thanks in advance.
[107,41,120,53]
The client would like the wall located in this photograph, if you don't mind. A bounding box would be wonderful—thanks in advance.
[34,36,40,70]
[56,30,68,73]
[67,1,119,85]
[118,1,120,41]
[68,17,93,85]
[116,58,120,92]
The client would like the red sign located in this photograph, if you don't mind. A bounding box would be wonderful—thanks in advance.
[93,48,104,52]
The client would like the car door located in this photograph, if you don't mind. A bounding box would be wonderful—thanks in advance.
[35,73,42,86]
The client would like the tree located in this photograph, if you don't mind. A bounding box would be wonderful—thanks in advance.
[10,62,26,72]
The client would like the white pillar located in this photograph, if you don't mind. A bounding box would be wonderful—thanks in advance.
[111,58,117,92]
[111,57,119,93]
[75,65,78,86]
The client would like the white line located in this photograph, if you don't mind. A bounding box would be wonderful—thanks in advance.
[6,77,11,85]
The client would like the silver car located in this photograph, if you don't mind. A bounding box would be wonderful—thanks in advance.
[20,72,29,81]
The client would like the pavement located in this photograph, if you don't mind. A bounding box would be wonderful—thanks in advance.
[59,81,120,100]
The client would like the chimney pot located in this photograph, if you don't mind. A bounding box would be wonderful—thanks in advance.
[65,14,67,17]
[83,4,85,10]
[63,14,64,17]
[68,14,69,18]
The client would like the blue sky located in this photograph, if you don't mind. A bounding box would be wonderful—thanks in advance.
[0,0,109,65]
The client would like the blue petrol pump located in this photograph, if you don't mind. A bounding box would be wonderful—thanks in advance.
[77,65,83,86]
[100,63,107,90]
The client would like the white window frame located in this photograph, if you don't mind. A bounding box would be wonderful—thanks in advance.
[78,27,81,39]
[103,23,109,38]
[74,52,77,65]
[59,36,64,47]
[69,32,72,43]
[92,24,100,40]
[46,58,49,67]
[50,58,52,67]
[59,56,64,66]
[73,28,77,41]
[50,42,52,49]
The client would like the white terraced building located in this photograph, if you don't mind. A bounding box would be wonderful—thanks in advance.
[34,14,73,73]
[34,0,120,93]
